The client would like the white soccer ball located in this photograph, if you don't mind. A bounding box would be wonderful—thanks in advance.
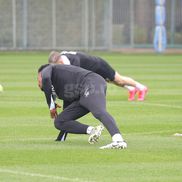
[0,84,4,92]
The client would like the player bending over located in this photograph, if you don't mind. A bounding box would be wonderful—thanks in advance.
[48,51,148,101]
[38,64,127,149]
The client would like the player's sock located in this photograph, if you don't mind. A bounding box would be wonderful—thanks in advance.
[112,133,124,142]
[86,126,95,134]
[135,82,146,91]
[124,85,135,91]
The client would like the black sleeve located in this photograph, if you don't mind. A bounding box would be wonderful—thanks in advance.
[41,66,55,110]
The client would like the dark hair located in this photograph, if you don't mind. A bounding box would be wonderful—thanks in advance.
[38,64,50,73]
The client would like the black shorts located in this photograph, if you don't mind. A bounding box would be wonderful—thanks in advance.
[95,59,115,82]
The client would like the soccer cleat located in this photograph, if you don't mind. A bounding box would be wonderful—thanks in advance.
[138,87,148,101]
[128,88,137,101]
[88,125,104,144]
[100,141,127,149]
[55,131,68,141]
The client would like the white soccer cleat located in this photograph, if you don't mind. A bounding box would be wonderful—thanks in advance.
[88,125,104,144]
[100,141,127,149]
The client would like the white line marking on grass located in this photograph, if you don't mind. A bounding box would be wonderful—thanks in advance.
[141,102,182,109]
[127,130,177,136]
[0,169,94,182]
[174,133,182,137]
[110,101,182,109]
[0,137,53,142]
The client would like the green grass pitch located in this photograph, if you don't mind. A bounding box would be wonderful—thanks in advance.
[0,52,182,182]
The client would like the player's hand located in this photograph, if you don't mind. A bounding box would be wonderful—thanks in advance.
[55,103,61,109]
[50,103,61,119]
[50,108,58,119]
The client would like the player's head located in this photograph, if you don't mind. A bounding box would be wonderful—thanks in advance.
[48,51,60,64]
[38,64,50,73]
[37,64,50,90]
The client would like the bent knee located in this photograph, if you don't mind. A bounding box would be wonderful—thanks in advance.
[93,110,107,120]
[54,118,64,130]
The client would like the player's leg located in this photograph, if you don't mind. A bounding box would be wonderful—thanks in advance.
[54,100,103,142]
[80,75,127,149]
[54,101,89,134]
[55,101,73,141]
[95,59,147,101]
[80,88,121,136]
[113,72,148,101]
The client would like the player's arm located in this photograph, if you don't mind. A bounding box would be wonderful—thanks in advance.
[41,67,57,119]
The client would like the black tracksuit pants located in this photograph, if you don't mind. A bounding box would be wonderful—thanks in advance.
[54,73,120,140]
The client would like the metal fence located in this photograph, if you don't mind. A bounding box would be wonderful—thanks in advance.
[0,0,182,50]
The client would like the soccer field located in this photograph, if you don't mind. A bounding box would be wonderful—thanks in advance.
[0,52,182,182]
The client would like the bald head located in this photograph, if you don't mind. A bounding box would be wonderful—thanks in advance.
[48,51,60,63]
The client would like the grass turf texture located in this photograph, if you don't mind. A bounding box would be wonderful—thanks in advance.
[0,52,182,182]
